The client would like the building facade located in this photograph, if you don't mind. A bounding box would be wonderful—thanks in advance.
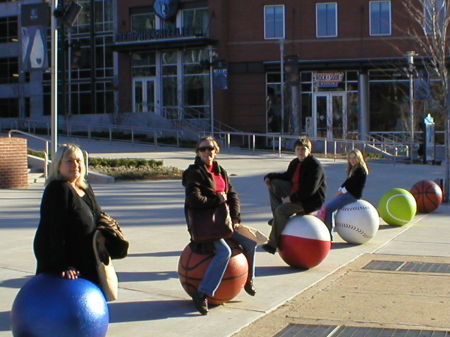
[0,0,444,140]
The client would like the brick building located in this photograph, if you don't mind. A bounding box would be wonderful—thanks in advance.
[0,0,444,140]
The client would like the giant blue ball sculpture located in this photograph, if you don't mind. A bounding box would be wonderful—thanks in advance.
[11,273,109,337]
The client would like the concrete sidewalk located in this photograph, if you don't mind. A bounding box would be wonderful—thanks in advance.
[0,137,449,337]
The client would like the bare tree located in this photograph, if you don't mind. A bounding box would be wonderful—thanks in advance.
[402,0,450,201]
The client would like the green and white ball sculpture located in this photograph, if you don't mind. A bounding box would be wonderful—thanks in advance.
[378,188,417,226]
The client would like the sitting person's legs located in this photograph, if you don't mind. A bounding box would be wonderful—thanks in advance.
[198,239,231,296]
[267,202,304,249]
[232,231,256,280]
[324,193,357,233]
[268,179,292,215]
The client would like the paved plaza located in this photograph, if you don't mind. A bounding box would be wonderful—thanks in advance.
[0,136,449,337]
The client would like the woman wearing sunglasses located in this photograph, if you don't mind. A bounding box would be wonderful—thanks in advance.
[182,136,257,315]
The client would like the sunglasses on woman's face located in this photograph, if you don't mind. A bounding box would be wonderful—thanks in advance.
[197,146,215,152]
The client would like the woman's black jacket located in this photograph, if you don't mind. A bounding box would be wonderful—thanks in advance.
[182,156,240,224]
[341,165,367,199]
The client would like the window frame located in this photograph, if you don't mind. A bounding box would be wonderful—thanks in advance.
[316,2,338,38]
[264,4,285,40]
[369,1,392,36]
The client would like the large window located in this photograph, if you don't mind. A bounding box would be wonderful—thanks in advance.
[161,50,178,117]
[0,98,19,117]
[131,12,156,31]
[316,3,337,38]
[182,8,208,35]
[370,1,391,36]
[424,0,446,35]
[0,58,18,84]
[266,73,282,132]
[264,5,284,39]
[0,16,18,43]
[131,52,156,77]
[183,48,209,119]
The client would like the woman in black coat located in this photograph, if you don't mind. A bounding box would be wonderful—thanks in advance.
[320,148,369,237]
[182,136,257,315]
[34,144,104,286]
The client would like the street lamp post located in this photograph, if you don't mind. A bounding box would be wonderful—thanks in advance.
[279,39,285,135]
[406,50,416,161]
[50,0,59,157]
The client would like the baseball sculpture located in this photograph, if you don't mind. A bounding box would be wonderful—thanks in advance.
[335,199,380,244]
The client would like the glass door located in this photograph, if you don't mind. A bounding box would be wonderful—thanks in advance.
[133,77,156,113]
[313,92,346,139]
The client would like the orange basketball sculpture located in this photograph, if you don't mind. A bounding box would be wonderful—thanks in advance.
[410,180,443,213]
[178,240,248,305]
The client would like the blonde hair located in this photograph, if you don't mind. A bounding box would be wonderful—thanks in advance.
[347,149,369,176]
[46,143,88,189]
[196,135,220,154]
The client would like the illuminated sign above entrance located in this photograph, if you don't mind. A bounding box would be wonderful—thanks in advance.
[313,72,344,87]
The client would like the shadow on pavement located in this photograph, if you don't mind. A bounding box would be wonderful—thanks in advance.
[0,311,10,332]
[117,271,178,282]
[0,276,31,289]
[255,265,306,276]
[109,299,197,322]
[127,250,182,258]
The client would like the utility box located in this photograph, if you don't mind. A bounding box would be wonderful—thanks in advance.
[0,137,28,189]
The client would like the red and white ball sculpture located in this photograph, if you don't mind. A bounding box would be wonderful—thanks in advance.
[279,215,331,269]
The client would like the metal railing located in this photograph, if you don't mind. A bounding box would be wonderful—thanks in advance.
[214,130,414,162]
[7,129,92,179]
[8,129,50,179]
[4,118,445,162]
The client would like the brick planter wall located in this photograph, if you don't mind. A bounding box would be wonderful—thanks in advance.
[0,137,28,189]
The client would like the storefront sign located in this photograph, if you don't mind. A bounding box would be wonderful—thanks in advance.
[115,27,204,43]
[313,72,344,87]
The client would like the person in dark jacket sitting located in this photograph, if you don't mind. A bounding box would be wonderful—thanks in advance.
[319,148,369,236]
[182,136,257,315]
[262,137,326,254]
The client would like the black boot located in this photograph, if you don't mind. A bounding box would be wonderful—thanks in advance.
[244,279,256,296]
[192,290,208,315]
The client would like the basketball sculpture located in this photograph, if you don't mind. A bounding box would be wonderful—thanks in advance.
[378,188,417,226]
[178,240,248,305]
[279,215,331,269]
[410,180,443,213]
[11,273,109,337]
[335,200,380,244]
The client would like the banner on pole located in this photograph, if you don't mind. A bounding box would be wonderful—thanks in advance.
[21,3,50,71]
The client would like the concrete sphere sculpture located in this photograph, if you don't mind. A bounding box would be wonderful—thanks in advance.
[410,180,443,213]
[378,188,417,226]
[335,199,380,244]
[178,240,249,305]
[279,215,331,269]
[11,273,109,337]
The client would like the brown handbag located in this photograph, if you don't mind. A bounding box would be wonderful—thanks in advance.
[187,203,233,243]
[96,211,129,259]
